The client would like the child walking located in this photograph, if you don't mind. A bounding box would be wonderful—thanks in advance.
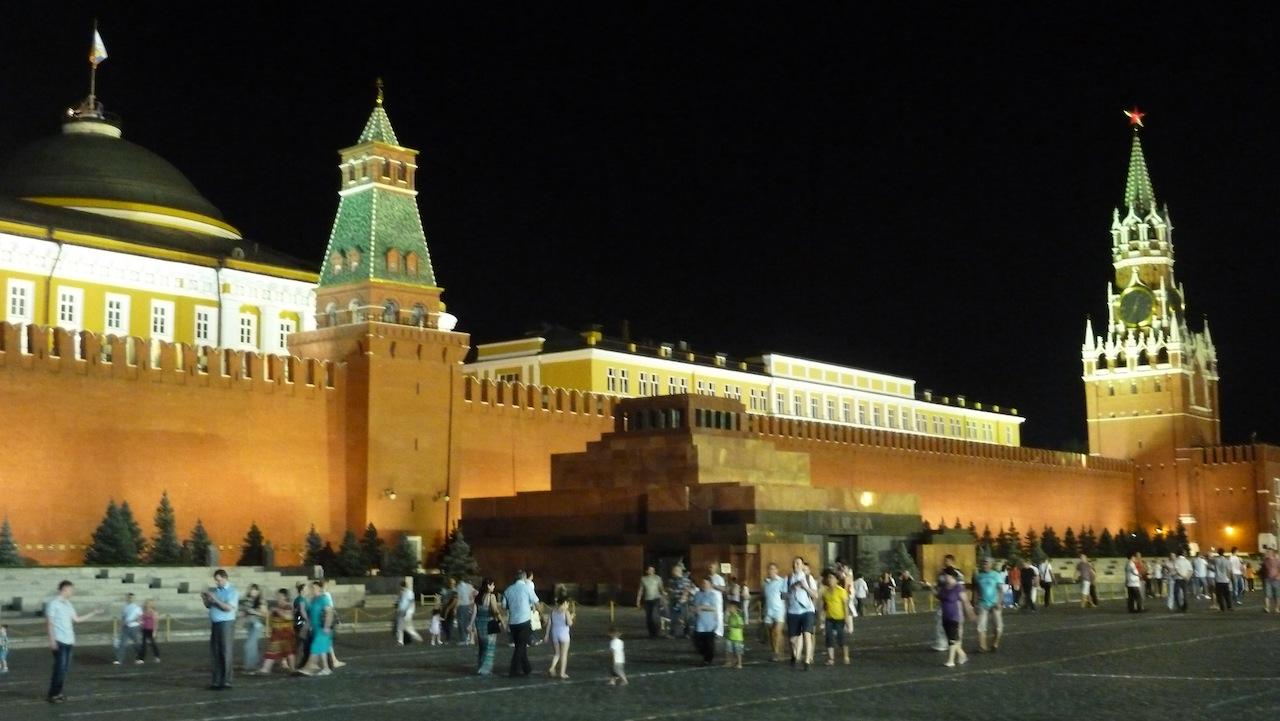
[547,593,574,678]
[138,600,160,662]
[429,609,443,646]
[723,602,745,669]
[607,627,628,686]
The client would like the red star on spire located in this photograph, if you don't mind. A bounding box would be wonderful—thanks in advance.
[1123,106,1145,128]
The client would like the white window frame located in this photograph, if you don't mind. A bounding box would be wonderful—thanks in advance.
[6,279,35,323]
[1005,427,1013,445]
[793,394,803,416]
[776,392,785,414]
[872,405,882,427]
[238,312,257,348]
[842,401,851,423]
[618,368,629,394]
[194,306,218,346]
[607,367,618,393]
[104,293,130,335]
[56,286,84,330]
[149,300,175,341]
[278,317,297,353]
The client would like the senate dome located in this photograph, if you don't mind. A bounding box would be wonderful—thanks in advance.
[0,113,241,240]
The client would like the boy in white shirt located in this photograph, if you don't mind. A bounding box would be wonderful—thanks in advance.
[607,627,627,686]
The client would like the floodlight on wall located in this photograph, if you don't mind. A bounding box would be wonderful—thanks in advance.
[383,488,397,501]
[433,491,451,503]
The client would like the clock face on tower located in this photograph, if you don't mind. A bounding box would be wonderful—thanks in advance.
[1118,287,1155,326]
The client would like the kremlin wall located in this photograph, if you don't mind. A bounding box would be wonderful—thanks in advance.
[1,80,1276,576]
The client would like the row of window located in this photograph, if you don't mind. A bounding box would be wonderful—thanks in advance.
[329,248,422,277]
[596,363,1011,444]
[5,281,295,351]
[346,158,410,184]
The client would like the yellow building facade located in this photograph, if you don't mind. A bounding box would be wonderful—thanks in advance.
[0,105,317,357]
[466,331,1024,446]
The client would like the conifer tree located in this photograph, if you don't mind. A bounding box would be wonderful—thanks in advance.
[921,519,933,534]
[185,519,214,566]
[995,524,1014,560]
[886,541,919,577]
[966,520,977,538]
[118,500,148,561]
[1133,526,1152,556]
[1041,526,1062,557]
[1062,527,1078,557]
[1096,528,1117,557]
[440,528,479,579]
[1023,528,1039,557]
[1080,526,1097,556]
[335,530,368,577]
[238,522,267,566]
[1115,527,1131,556]
[856,546,881,578]
[0,516,22,566]
[303,525,325,567]
[980,524,994,550]
[1173,521,1190,553]
[149,492,184,565]
[318,541,338,576]
[953,517,963,531]
[85,500,139,565]
[382,533,418,577]
[360,523,385,571]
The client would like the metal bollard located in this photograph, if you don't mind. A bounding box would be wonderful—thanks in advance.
[165,615,171,642]
[610,601,615,623]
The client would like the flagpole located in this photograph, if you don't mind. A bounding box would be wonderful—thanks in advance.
[89,18,98,109]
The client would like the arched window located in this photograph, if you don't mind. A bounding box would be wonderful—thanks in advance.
[1096,352,1107,369]
[382,299,399,324]
[1137,349,1150,366]
[1157,347,1169,365]
[330,251,344,274]
[325,302,338,328]
[386,249,401,273]
[348,298,363,323]
[347,248,361,271]
[405,252,419,276]
[410,304,426,327]
[1115,351,1127,368]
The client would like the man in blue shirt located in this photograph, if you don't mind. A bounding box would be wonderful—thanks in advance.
[691,578,720,665]
[761,563,787,661]
[202,569,239,690]
[973,558,1003,652]
[502,570,539,676]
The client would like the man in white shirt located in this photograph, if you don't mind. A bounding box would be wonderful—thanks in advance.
[114,593,143,665]
[707,563,727,593]
[1125,552,1144,613]
[852,573,869,618]
[1229,548,1245,605]
[455,578,476,645]
[1172,552,1193,613]
[394,580,422,644]
[1192,552,1210,600]
[785,557,819,668]
[46,581,102,704]
[1036,559,1055,608]
[761,563,787,661]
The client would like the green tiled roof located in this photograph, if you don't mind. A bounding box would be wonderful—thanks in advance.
[1124,132,1156,215]
[358,106,400,146]
[319,187,436,287]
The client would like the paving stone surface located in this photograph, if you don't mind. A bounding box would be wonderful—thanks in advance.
[1,595,1278,720]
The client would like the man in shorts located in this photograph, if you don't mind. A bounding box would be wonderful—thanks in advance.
[1262,549,1280,614]
[785,557,818,669]
[1076,553,1097,608]
[973,557,1003,651]
[760,563,787,660]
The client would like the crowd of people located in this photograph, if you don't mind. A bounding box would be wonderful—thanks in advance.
[27,547,1280,702]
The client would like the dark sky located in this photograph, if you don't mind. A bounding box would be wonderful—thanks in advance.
[3,3,1278,449]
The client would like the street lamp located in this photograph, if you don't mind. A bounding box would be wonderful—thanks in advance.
[383,488,397,501]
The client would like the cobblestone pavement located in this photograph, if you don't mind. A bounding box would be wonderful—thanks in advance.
[1,598,1278,720]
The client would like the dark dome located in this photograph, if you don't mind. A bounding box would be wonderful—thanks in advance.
[0,122,226,222]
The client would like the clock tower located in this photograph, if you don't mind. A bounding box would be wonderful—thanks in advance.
[1081,110,1220,529]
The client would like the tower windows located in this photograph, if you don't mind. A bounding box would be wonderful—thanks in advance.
[397,161,407,181]
[381,159,391,178]
[381,299,399,323]
[331,252,344,274]
[386,249,401,273]
[347,164,356,182]
[405,252,419,276]
[1116,351,1127,368]
[1157,347,1169,364]
[347,248,361,271]
[410,304,426,327]
[1137,349,1150,366]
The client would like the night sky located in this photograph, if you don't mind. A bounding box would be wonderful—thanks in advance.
[3,4,1278,449]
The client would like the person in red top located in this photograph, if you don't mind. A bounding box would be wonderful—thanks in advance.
[138,600,160,663]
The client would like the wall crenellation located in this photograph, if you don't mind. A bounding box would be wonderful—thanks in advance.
[0,322,344,393]
[460,376,618,420]
[747,413,1133,473]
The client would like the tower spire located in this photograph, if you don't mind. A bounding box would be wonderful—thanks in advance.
[1123,108,1156,215]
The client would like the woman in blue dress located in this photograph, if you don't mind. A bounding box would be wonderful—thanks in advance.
[298,580,333,676]
[473,578,503,675]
